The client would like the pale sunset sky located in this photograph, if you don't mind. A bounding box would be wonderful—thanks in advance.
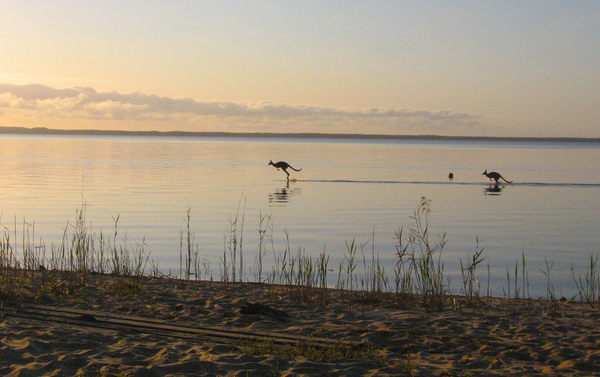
[1,1,599,137]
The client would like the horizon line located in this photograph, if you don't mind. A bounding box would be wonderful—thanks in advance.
[0,126,599,143]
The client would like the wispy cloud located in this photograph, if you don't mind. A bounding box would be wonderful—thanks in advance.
[0,83,485,133]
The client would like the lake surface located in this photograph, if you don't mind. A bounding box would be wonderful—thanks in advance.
[1,134,599,299]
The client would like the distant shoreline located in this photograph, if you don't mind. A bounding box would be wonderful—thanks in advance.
[0,126,599,143]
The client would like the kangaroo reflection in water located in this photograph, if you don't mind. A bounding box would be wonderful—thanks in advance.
[484,183,504,195]
[269,181,301,204]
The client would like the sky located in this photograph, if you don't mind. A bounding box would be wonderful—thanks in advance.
[0,1,599,138]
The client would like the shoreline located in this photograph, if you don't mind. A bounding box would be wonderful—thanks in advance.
[1,271,599,376]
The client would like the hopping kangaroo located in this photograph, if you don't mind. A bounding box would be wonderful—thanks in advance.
[482,170,513,183]
[268,160,302,180]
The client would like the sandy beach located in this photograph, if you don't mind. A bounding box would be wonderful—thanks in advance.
[1,272,599,376]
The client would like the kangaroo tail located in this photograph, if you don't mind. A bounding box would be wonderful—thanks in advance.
[501,177,513,183]
[290,167,302,172]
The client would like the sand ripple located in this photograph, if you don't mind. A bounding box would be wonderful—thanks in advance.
[1,276,599,376]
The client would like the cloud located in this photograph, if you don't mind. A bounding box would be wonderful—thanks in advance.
[0,83,485,133]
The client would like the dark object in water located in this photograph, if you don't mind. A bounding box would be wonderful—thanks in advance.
[482,169,513,183]
[268,160,302,180]
[448,172,454,179]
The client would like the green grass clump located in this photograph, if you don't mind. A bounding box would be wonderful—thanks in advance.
[239,338,385,362]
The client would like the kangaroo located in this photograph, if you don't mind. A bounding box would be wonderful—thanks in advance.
[482,170,513,183]
[269,160,302,180]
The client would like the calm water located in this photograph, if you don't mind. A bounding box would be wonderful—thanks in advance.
[1,134,599,298]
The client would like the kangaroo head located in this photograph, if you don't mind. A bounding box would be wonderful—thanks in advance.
[482,170,488,176]
[268,160,274,166]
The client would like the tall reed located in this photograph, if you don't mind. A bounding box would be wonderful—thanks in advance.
[222,196,246,283]
[254,212,274,283]
[180,207,202,280]
[571,254,600,307]
[460,238,486,305]
[540,258,556,301]
[0,218,18,269]
[394,197,449,311]
[360,228,388,295]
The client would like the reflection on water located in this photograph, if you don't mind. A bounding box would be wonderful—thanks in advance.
[484,183,505,195]
[268,181,301,205]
